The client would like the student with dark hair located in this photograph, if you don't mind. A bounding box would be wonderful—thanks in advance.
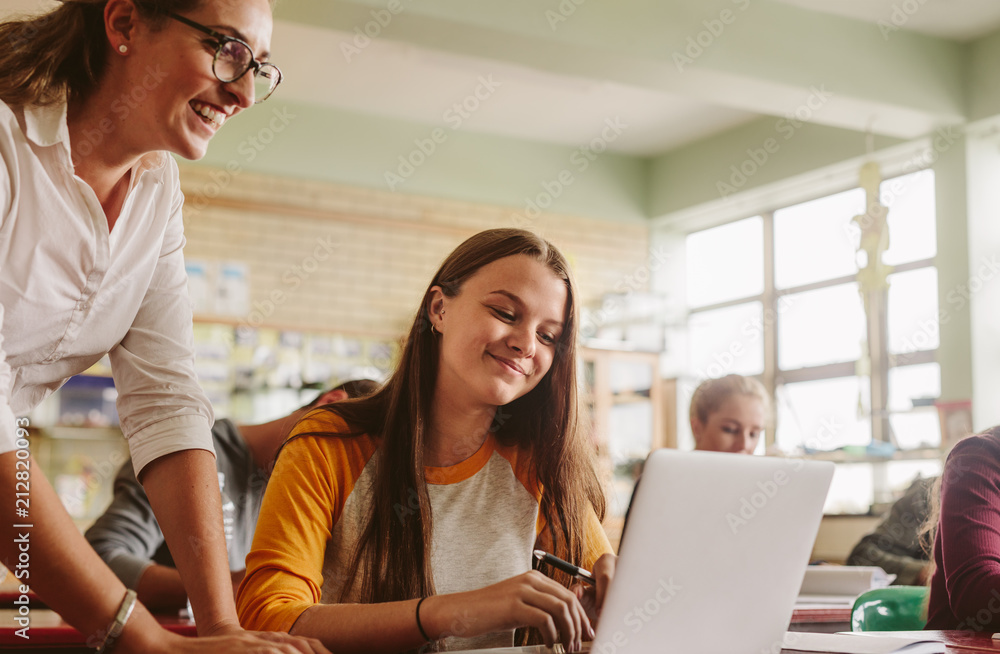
[846,476,934,586]
[238,229,615,653]
[0,0,325,651]
[86,381,379,611]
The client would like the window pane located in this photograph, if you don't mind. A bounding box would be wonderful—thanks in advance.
[778,283,865,370]
[824,463,874,514]
[884,461,942,496]
[889,411,941,449]
[882,170,937,266]
[776,376,872,452]
[686,216,763,307]
[688,302,764,377]
[888,363,941,412]
[608,402,653,463]
[888,362,942,449]
[888,267,939,355]
[775,188,865,289]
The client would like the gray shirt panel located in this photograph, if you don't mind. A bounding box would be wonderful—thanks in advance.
[320,448,539,651]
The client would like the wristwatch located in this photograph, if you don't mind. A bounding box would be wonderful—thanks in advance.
[96,589,138,654]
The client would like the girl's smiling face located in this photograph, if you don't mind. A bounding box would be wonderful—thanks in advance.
[430,254,568,410]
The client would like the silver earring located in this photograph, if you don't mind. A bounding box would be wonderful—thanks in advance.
[118,44,128,54]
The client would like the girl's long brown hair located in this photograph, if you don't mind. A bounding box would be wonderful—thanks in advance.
[292,228,606,605]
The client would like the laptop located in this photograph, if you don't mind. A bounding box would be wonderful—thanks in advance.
[592,449,834,654]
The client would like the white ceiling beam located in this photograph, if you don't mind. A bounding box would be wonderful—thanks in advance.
[274,0,966,139]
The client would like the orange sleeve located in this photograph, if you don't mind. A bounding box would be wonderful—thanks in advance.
[581,505,613,569]
[501,445,613,569]
[236,412,376,632]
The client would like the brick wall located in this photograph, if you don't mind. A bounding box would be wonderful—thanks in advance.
[179,165,650,337]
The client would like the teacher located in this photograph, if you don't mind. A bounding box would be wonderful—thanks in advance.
[0,0,326,652]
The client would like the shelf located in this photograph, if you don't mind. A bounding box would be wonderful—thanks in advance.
[38,426,123,441]
[800,447,943,464]
[192,314,399,339]
[610,391,652,405]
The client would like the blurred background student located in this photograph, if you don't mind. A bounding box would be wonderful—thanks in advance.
[845,476,934,585]
[86,380,377,612]
[690,374,769,455]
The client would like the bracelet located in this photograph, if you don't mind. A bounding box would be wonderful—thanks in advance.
[96,589,138,654]
[415,596,432,642]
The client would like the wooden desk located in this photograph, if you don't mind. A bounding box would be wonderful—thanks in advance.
[0,608,195,652]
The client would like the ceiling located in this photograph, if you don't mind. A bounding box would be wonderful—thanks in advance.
[2,0,998,158]
[772,0,1000,41]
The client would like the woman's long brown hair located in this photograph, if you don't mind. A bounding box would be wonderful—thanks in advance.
[290,228,607,606]
[0,0,194,107]
[0,0,274,107]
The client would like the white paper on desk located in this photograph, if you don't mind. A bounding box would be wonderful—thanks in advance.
[797,594,858,605]
[794,602,855,611]
[782,632,945,654]
[797,566,896,605]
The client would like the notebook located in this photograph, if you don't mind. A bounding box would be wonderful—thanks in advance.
[797,566,896,605]
[782,631,945,654]
[592,449,834,654]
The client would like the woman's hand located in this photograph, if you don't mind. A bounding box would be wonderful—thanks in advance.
[421,570,594,652]
[573,553,617,627]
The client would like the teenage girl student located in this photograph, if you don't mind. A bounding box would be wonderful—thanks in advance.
[690,374,769,454]
[0,0,325,652]
[237,229,617,653]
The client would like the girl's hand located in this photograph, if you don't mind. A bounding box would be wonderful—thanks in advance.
[422,570,594,652]
[573,553,617,627]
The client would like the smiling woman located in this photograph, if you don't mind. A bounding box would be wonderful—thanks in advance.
[0,1,325,654]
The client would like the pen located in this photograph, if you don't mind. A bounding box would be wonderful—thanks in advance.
[533,549,596,585]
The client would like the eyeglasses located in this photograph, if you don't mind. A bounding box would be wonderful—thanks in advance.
[166,11,282,104]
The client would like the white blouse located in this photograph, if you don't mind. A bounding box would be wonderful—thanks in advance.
[0,99,214,474]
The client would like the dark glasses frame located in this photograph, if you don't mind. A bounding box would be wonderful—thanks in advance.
[165,10,282,104]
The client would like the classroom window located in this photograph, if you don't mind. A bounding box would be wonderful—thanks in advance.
[887,267,940,355]
[774,188,865,289]
[776,375,872,452]
[888,363,942,449]
[777,283,866,370]
[685,216,764,308]
[682,169,940,513]
[687,302,765,377]
[881,170,937,266]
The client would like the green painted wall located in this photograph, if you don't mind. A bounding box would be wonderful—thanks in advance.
[185,100,648,223]
[969,30,1000,122]
[933,135,973,403]
[648,118,904,218]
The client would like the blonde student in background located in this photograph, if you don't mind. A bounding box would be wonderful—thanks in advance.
[238,229,617,653]
[690,374,769,455]
[0,0,325,651]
